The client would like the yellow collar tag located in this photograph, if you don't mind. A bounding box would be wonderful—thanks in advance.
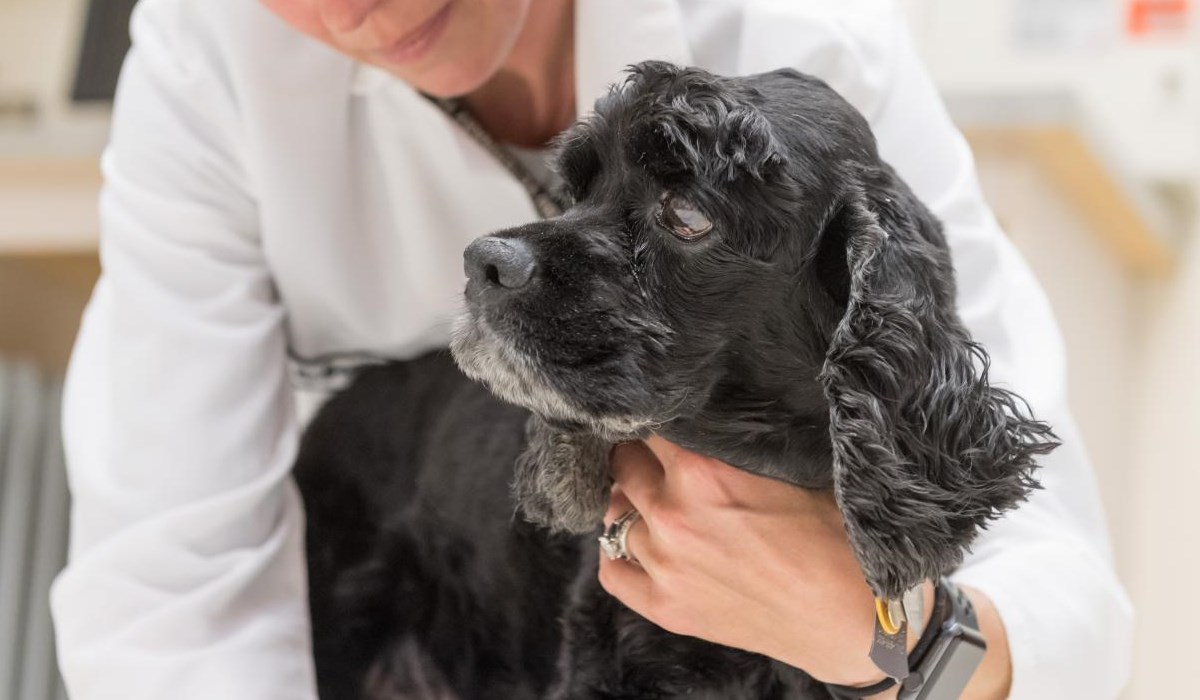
[875,597,906,637]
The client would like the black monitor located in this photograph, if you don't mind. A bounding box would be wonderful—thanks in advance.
[71,0,138,103]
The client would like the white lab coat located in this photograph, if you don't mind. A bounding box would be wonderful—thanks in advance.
[49,0,1134,698]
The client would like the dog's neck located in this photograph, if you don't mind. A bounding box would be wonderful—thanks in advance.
[657,297,838,490]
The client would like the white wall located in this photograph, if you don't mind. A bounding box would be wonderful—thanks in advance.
[901,3,1200,694]
[971,142,1141,578]
[1125,231,1200,700]
[968,117,1200,700]
[0,0,88,120]
[902,0,1199,182]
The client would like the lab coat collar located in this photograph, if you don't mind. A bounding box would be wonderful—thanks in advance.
[351,62,390,95]
[350,0,694,118]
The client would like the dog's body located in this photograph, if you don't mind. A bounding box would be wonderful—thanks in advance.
[296,352,828,699]
[296,353,574,700]
[297,62,1056,699]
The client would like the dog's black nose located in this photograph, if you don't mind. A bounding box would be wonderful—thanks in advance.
[464,237,537,290]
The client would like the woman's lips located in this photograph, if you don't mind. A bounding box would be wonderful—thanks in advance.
[376,2,455,66]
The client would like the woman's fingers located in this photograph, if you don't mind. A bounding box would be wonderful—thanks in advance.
[599,484,665,626]
[609,441,665,515]
[644,434,812,511]
[608,438,708,571]
[643,434,740,505]
[603,485,659,571]
[603,483,634,526]
[642,434,687,469]
[598,486,695,639]
[597,539,656,617]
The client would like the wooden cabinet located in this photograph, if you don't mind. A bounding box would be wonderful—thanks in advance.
[0,158,101,373]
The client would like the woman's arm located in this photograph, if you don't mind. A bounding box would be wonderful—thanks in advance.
[960,587,1012,700]
[50,1,317,698]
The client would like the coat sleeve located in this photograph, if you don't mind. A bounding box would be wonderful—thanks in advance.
[736,2,1135,696]
[49,2,318,698]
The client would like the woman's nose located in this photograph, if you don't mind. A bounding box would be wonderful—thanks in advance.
[464,237,538,290]
[317,0,382,33]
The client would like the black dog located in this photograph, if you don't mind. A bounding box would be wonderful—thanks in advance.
[295,61,1057,699]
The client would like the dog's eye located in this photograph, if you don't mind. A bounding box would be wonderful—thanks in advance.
[657,194,713,241]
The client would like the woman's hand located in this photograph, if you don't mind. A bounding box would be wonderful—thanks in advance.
[598,436,1014,700]
[599,436,903,687]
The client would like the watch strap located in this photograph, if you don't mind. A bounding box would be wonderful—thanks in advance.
[896,580,986,700]
[823,580,956,699]
[908,581,952,670]
[825,675,898,699]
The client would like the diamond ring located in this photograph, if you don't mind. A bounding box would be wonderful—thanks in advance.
[599,508,641,563]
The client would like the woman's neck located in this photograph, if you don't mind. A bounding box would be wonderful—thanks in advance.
[463,0,576,148]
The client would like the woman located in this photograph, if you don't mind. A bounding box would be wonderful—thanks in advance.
[50,1,1132,698]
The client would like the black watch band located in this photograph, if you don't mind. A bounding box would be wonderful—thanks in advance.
[897,580,986,700]
[825,675,900,699]
[824,578,984,699]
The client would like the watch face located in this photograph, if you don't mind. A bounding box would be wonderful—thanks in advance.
[914,625,987,700]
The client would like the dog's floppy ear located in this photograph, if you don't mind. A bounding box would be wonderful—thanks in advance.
[816,167,1058,600]
[512,415,611,534]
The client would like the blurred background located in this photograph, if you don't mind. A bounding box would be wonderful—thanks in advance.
[0,0,1196,697]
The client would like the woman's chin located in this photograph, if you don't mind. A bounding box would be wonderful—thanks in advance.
[372,55,504,98]
[371,20,518,100]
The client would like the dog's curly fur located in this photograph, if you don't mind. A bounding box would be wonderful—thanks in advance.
[295,62,1058,699]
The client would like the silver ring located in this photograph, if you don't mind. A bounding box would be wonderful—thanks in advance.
[599,508,641,563]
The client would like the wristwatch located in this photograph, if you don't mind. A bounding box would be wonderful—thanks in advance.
[897,578,987,699]
[825,578,987,699]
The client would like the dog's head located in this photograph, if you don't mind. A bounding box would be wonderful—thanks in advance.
[451,61,1057,599]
